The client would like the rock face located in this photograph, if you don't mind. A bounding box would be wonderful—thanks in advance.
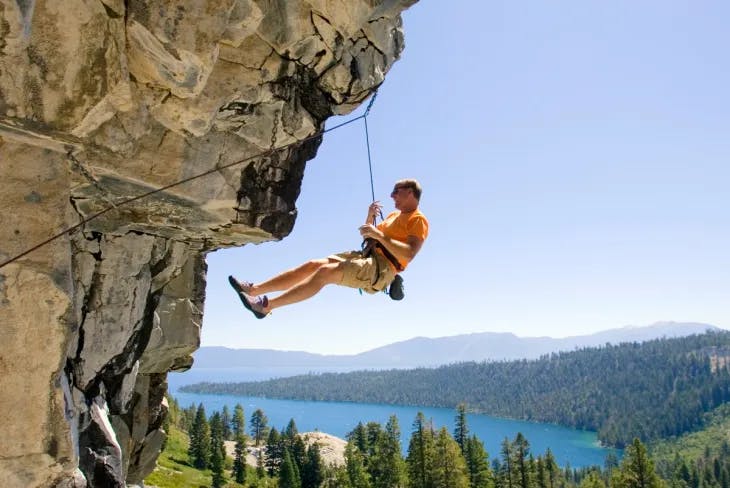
[0,1,416,486]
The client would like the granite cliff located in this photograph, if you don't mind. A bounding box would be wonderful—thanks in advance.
[0,1,416,486]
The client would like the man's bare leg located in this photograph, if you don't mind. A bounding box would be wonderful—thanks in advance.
[265,263,345,311]
[238,258,335,295]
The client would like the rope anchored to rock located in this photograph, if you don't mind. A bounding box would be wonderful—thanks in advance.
[0,92,380,270]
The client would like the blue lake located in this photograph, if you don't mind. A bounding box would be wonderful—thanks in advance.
[168,366,620,468]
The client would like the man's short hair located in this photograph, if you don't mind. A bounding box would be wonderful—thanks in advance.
[395,179,422,200]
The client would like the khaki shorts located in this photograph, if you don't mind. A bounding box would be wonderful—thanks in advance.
[329,250,397,294]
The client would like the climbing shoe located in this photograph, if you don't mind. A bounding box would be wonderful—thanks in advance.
[241,292,269,319]
[227,275,253,294]
[228,275,269,318]
[388,274,405,301]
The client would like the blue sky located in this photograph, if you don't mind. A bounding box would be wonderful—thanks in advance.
[201,1,730,354]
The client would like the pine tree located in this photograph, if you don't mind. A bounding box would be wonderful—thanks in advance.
[233,403,246,437]
[616,438,663,488]
[500,438,514,488]
[366,421,383,454]
[233,432,247,484]
[256,447,266,479]
[266,427,284,476]
[348,422,369,454]
[671,456,691,488]
[465,435,493,488]
[182,403,197,432]
[528,458,538,488]
[250,408,270,446]
[280,449,301,488]
[302,442,325,488]
[285,418,300,440]
[209,412,226,488]
[407,412,436,488]
[282,418,300,463]
[513,433,533,488]
[222,405,232,441]
[332,463,355,488]
[372,415,406,488]
[454,404,470,454]
[188,403,211,469]
[713,458,722,483]
[719,462,730,488]
[536,458,547,488]
[544,449,559,488]
[432,426,469,488]
[563,463,573,486]
[579,471,605,488]
[349,420,383,482]
[346,442,373,488]
[291,434,308,476]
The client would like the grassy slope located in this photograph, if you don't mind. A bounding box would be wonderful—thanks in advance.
[144,425,248,488]
[649,403,730,463]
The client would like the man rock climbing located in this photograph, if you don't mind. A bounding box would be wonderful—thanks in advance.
[229,178,429,318]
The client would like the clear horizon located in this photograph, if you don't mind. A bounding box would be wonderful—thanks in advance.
[196,321,725,355]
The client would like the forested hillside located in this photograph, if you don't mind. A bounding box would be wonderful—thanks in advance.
[183,332,730,448]
[650,402,730,486]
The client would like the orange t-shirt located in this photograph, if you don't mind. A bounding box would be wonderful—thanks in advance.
[376,209,429,270]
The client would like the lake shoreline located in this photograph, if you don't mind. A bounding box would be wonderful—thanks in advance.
[168,366,621,468]
[178,386,602,438]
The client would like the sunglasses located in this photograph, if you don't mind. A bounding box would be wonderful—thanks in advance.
[391,187,411,196]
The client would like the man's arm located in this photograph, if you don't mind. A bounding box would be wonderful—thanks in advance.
[358,224,424,262]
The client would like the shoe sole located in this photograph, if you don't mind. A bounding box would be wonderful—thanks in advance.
[228,275,267,319]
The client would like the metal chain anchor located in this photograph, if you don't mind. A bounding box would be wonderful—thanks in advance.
[269,107,280,153]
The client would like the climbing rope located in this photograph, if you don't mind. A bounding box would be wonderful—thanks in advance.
[0,92,380,270]
[364,91,377,204]
[362,91,383,223]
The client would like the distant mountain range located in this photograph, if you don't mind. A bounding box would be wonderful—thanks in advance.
[194,321,720,369]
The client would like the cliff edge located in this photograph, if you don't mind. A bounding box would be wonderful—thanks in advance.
[0,1,416,486]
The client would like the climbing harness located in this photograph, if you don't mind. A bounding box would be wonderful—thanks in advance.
[0,95,379,270]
